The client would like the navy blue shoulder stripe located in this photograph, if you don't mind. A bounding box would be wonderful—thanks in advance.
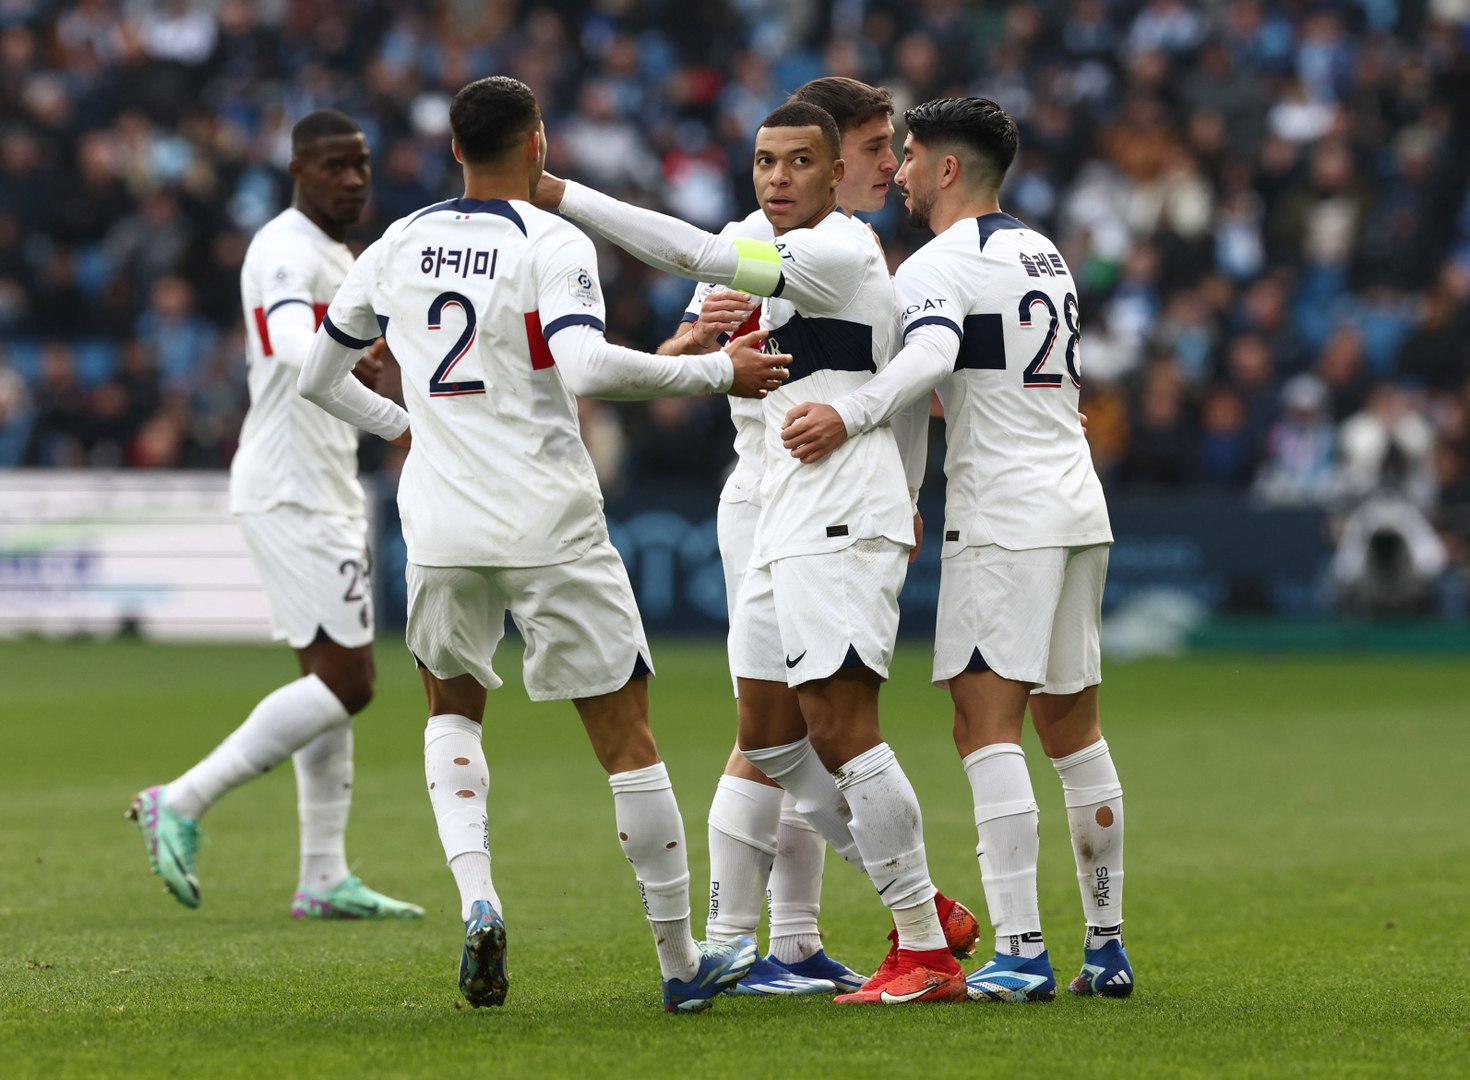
[976,212,1029,252]
[903,315,962,340]
[408,197,528,236]
[322,313,377,350]
[543,313,605,339]
[266,297,313,317]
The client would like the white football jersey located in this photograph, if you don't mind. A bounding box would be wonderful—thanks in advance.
[321,197,612,568]
[231,208,363,517]
[682,210,772,507]
[749,211,907,566]
[896,213,1111,550]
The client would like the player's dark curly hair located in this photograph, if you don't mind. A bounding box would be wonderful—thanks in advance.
[758,101,842,161]
[904,97,1019,190]
[790,77,892,136]
[450,76,541,164]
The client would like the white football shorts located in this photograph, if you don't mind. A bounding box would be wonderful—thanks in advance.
[405,538,653,701]
[731,538,906,688]
[237,507,374,650]
[933,542,1109,695]
[717,497,760,695]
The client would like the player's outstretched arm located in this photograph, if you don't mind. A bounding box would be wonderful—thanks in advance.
[538,174,784,298]
[299,321,410,446]
[780,323,957,464]
[551,326,788,402]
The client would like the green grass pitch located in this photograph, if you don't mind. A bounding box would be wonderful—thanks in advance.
[2,636,1468,1078]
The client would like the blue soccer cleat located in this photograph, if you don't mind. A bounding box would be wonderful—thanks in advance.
[726,954,836,996]
[777,949,867,993]
[663,936,757,1013]
[1069,939,1134,998]
[965,951,1057,1002]
[459,900,509,1007]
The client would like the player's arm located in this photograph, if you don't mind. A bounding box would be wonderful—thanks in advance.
[537,236,786,400]
[297,243,411,446]
[554,326,785,400]
[781,257,961,464]
[540,175,858,312]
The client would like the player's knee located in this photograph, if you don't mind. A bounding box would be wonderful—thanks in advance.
[319,665,374,715]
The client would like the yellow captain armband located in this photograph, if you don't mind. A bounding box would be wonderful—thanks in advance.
[729,237,784,297]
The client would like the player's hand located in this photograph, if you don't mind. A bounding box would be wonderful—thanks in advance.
[781,402,847,464]
[725,329,789,398]
[531,170,566,211]
[389,427,411,449]
[910,510,923,564]
[1080,410,1089,434]
[352,338,388,390]
[692,289,756,351]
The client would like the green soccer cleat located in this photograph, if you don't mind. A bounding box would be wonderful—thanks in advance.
[291,875,425,920]
[127,786,201,908]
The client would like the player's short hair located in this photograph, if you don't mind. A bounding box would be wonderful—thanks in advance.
[291,110,362,156]
[450,76,541,165]
[757,101,841,161]
[789,77,893,136]
[904,97,1019,190]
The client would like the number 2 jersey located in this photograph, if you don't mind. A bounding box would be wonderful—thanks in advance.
[315,198,666,569]
[904,213,1111,550]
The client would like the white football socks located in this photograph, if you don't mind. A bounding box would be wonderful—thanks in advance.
[705,775,781,946]
[165,674,350,821]
[1051,737,1125,944]
[832,743,944,952]
[740,739,863,870]
[768,794,826,965]
[964,742,1045,958]
[608,762,700,982]
[293,723,353,893]
[424,714,498,921]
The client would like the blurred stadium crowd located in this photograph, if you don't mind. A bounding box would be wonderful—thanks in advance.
[1,0,1468,608]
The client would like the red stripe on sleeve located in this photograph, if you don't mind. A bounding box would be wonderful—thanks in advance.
[525,311,555,370]
[313,303,329,329]
[252,306,273,356]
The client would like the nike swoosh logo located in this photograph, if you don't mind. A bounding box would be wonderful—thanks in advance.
[785,651,806,668]
[876,879,897,896]
[880,983,942,1004]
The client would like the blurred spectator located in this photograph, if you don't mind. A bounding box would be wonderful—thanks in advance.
[0,357,32,466]
[1254,374,1338,506]
[0,0,1462,569]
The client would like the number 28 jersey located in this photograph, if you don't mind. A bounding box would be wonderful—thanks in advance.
[898,213,1111,551]
[322,198,611,568]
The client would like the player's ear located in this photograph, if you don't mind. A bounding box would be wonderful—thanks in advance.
[451,139,463,164]
[831,157,845,190]
[940,153,960,190]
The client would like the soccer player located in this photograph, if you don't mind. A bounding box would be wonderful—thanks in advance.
[128,110,422,922]
[660,77,970,996]
[781,96,1134,1002]
[535,99,972,1005]
[297,76,787,1011]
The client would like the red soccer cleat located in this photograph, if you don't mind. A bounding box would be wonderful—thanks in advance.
[835,947,966,1005]
[936,890,980,960]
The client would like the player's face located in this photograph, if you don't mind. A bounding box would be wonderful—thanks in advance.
[895,134,937,231]
[753,125,843,234]
[837,115,897,214]
[294,133,371,230]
